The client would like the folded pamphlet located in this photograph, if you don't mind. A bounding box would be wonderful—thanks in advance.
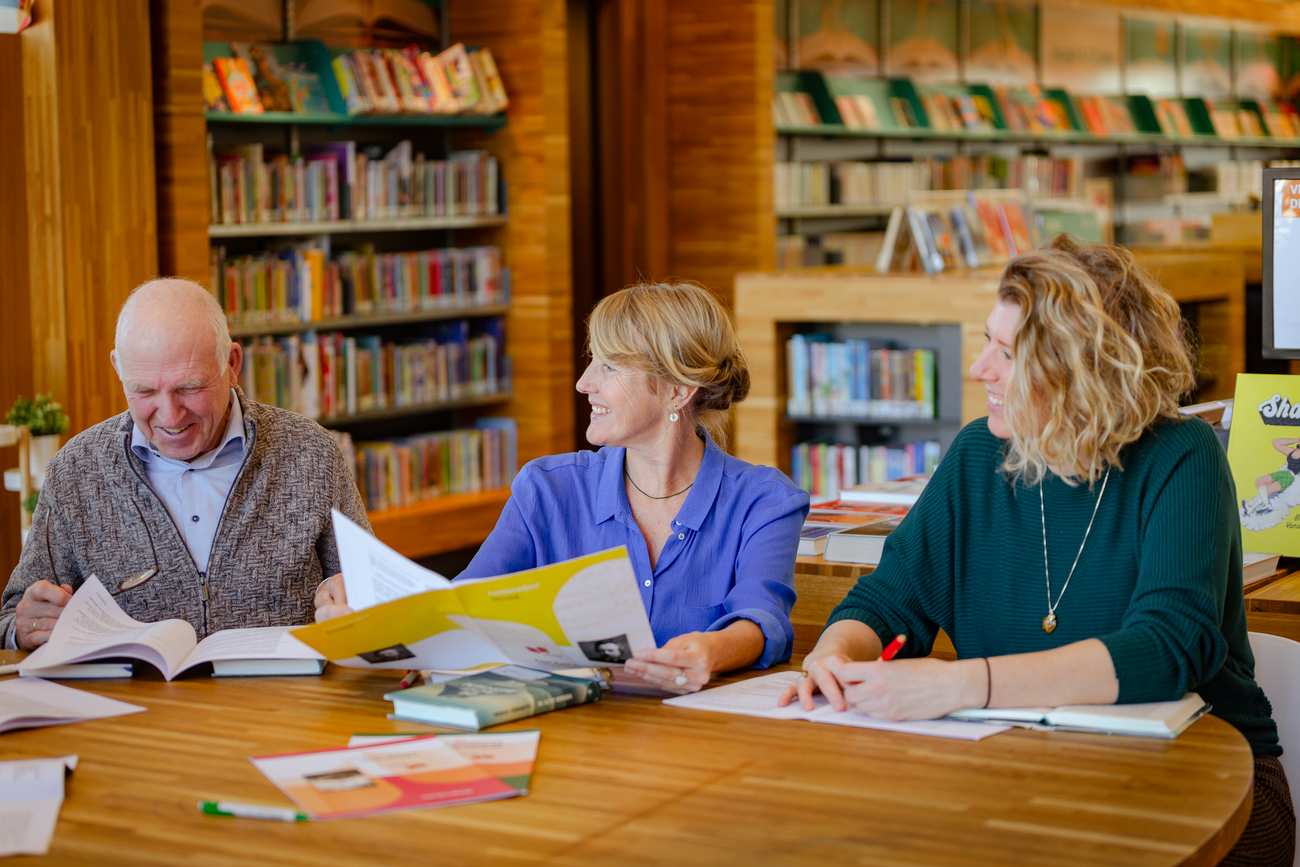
[290,510,657,671]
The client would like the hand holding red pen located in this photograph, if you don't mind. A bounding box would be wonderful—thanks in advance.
[827,635,990,722]
[778,634,906,712]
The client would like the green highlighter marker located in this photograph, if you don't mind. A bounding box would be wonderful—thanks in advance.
[198,800,309,822]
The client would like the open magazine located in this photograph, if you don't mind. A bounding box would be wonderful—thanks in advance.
[18,576,324,680]
[289,510,657,671]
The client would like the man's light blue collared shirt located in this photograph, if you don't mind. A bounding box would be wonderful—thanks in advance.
[457,433,810,668]
[129,393,246,575]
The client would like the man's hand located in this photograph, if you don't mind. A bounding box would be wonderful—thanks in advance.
[14,580,72,650]
[313,573,353,622]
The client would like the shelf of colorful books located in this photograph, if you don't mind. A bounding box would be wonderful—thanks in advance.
[208,215,508,239]
[229,304,510,339]
[206,110,508,130]
[320,390,511,428]
[367,488,511,560]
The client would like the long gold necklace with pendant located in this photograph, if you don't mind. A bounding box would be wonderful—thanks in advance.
[1039,468,1111,634]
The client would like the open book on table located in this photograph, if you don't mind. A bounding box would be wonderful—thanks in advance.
[664,671,1009,741]
[18,576,325,680]
[948,693,1209,738]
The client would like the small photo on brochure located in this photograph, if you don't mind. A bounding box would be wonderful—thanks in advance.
[579,634,633,664]
[359,644,417,664]
[304,768,374,793]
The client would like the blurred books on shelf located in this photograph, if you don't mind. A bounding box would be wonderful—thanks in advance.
[343,420,518,512]
[206,40,508,119]
[212,244,505,327]
[208,140,499,225]
[786,335,935,420]
[239,319,505,420]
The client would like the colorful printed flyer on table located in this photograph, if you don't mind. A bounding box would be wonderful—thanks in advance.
[1228,373,1300,554]
[250,731,539,820]
[290,511,656,671]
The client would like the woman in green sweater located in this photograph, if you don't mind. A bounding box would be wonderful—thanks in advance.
[783,237,1292,866]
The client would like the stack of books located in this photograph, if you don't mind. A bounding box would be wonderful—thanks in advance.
[786,335,935,420]
[239,320,506,419]
[386,667,604,730]
[211,244,506,327]
[352,420,518,510]
[208,141,500,225]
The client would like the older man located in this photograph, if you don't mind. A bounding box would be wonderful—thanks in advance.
[1,278,369,649]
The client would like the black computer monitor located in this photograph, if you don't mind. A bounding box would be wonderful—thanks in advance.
[1263,167,1300,359]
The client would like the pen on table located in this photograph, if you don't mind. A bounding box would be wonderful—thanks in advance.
[397,669,421,690]
[198,800,308,822]
[880,634,907,661]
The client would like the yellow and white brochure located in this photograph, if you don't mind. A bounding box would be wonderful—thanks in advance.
[290,511,657,671]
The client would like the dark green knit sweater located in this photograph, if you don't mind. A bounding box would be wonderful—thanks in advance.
[829,417,1280,756]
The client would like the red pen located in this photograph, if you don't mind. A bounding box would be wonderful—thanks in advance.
[397,670,420,690]
[880,634,907,661]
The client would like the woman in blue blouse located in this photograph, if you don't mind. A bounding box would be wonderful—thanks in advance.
[317,281,810,693]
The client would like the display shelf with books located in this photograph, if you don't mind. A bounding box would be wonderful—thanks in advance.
[148,0,569,559]
[735,268,1002,475]
[770,317,964,493]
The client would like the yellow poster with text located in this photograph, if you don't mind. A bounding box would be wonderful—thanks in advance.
[1228,373,1300,555]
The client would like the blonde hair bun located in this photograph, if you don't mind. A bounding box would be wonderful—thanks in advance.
[587,281,749,446]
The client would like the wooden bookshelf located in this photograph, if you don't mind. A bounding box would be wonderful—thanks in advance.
[206,111,508,130]
[367,489,511,560]
[207,215,507,238]
[229,303,509,338]
[319,391,510,427]
[152,0,574,558]
[733,254,1246,476]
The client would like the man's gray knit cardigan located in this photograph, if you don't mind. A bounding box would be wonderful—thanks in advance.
[0,392,371,647]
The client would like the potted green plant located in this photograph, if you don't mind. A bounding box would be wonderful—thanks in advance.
[6,394,70,486]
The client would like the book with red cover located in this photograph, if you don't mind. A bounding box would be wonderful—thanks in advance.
[213,57,264,114]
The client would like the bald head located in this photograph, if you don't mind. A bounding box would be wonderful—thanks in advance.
[113,279,242,461]
[114,278,231,369]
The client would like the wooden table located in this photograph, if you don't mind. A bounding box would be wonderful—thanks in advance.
[1247,570,1300,642]
[0,658,1253,866]
[793,556,957,658]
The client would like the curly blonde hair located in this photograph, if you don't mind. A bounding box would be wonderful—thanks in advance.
[997,237,1196,486]
[587,281,751,448]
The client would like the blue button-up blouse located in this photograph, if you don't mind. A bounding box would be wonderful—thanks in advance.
[457,434,810,668]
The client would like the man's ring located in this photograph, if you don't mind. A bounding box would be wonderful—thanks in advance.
[799,670,810,679]
[674,673,688,687]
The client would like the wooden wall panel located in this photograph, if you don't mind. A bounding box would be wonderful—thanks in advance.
[0,0,160,578]
[664,0,775,308]
[151,0,210,283]
[0,36,35,579]
[451,0,574,464]
[26,0,159,432]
